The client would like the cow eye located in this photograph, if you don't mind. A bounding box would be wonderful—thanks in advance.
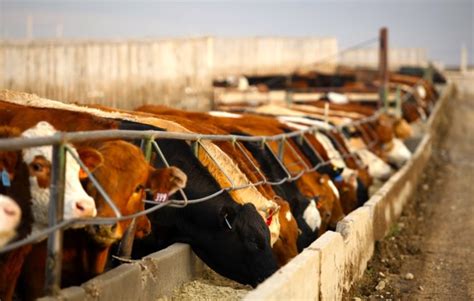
[31,162,43,172]
[134,184,144,193]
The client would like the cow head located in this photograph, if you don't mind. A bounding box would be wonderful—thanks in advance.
[82,140,150,246]
[188,203,278,287]
[356,148,393,181]
[0,195,21,247]
[21,122,99,232]
[385,138,412,168]
[333,171,358,214]
[271,197,298,266]
[82,140,188,246]
[315,175,345,232]
[375,115,412,167]
[394,118,413,140]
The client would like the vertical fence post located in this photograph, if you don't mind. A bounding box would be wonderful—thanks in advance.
[395,85,402,118]
[44,144,66,296]
[423,63,434,85]
[378,27,389,110]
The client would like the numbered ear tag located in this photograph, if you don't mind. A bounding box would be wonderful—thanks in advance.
[154,193,168,203]
[334,174,344,182]
[2,169,11,187]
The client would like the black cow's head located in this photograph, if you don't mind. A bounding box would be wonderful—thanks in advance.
[189,203,278,287]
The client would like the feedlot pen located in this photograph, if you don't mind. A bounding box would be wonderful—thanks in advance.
[36,84,456,301]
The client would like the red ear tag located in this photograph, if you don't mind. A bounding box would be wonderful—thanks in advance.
[266,209,274,226]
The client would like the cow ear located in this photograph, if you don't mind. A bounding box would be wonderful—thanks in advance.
[0,151,19,177]
[166,166,187,196]
[78,147,104,179]
[147,166,187,196]
[219,206,236,230]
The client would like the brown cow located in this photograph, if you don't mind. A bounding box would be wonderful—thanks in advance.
[0,100,187,298]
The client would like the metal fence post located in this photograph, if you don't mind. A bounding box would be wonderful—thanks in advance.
[44,143,66,296]
[395,85,402,118]
[378,27,389,110]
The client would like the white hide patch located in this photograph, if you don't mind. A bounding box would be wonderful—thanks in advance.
[285,210,292,222]
[303,199,321,232]
[279,120,308,131]
[386,138,412,168]
[315,132,346,169]
[0,195,21,247]
[327,92,349,104]
[208,111,242,118]
[277,116,334,131]
[21,122,97,234]
[356,149,393,180]
[416,85,427,99]
[238,76,249,91]
[327,179,340,200]
[341,168,358,190]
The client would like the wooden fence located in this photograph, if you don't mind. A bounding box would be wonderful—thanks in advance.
[0,37,337,110]
[339,48,428,69]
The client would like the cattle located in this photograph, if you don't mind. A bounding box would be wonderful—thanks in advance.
[0,126,34,301]
[235,112,369,210]
[253,103,413,168]
[279,113,393,182]
[135,106,344,246]
[0,101,187,297]
[278,120,366,214]
[0,92,277,288]
[122,110,297,265]
[124,114,282,249]
[20,122,99,234]
[119,120,279,286]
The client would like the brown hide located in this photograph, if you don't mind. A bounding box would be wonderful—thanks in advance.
[0,127,34,301]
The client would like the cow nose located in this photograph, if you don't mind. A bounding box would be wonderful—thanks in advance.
[74,199,97,218]
[2,202,21,224]
[93,223,117,234]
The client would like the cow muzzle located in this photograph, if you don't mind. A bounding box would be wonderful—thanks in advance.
[86,223,121,246]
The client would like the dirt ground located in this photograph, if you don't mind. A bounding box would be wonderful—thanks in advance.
[348,97,474,300]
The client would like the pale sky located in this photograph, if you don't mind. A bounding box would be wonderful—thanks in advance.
[1,0,473,66]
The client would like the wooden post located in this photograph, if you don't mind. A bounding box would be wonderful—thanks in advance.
[379,27,389,110]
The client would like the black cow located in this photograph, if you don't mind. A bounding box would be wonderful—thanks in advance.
[120,121,278,287]
[232,132,319,252]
